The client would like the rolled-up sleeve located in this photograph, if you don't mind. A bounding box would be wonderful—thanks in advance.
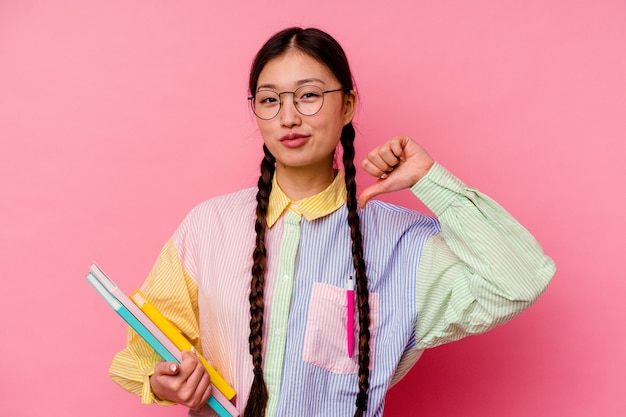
[411,163,556,349]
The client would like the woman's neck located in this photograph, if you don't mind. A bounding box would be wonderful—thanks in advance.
[274,163,336,201]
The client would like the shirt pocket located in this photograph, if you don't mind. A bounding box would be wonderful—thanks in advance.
[302,282,379,374]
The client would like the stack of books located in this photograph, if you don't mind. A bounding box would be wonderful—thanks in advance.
[86,263,238,417]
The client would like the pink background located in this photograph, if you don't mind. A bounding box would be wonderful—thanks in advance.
[1,1,624,416]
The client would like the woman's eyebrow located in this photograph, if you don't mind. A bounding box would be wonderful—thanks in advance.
[296,78,327,86]
[257,78,328,91]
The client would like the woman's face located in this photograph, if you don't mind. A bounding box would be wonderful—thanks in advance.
[254,50,356,173]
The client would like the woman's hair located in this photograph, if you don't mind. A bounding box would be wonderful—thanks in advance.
[246,27,371,417]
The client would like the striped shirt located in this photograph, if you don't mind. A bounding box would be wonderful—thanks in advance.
[109,163,555,416]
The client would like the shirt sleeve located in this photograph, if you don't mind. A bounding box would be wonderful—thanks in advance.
[410,163,556,349]
[108,238,201,404]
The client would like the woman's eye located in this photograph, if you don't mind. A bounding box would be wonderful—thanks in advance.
[299,92,321,101]
[259,96,278,105]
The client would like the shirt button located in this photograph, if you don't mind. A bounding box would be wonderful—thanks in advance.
[282,274,289,282]
[275,328,281,336]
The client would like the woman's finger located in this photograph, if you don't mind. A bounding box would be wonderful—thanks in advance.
[378,146,401,169]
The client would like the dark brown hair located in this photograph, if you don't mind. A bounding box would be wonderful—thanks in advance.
[246,27,370,417]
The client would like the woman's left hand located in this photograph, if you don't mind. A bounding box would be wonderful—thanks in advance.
[359,135,435,208]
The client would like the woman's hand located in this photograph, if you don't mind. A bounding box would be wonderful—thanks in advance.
[149,350,212,411]
[359,135,435,208]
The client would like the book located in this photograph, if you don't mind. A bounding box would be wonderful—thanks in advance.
[89,264,182,362]
[86,266,238,417]
[86,273,178,363]
[130,289,237,401]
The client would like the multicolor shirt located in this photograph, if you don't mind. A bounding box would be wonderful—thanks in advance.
[110,163,555,416]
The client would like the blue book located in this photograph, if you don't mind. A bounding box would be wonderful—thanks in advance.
[86,272,232,417]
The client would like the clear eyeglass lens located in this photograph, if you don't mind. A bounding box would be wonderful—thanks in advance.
[253,85,325,119]
[253,90,281,120]
[293,85,324,116]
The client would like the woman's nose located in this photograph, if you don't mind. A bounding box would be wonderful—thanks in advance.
[278,94,301,127]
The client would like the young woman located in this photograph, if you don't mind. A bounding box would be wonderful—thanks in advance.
[110,27,555,417]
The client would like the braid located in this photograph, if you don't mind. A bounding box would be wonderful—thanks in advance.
[341,123,371,417]
[244,144,275,417]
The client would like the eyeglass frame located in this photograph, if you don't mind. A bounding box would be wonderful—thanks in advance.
[247,86,351,120]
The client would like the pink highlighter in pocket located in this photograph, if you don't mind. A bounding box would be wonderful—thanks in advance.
[346,276,354,358]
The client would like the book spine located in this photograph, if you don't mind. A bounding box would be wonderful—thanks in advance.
[207,396,231,417]
[86,274,178,363]
[89,265,183,362]
[131,290,236,401]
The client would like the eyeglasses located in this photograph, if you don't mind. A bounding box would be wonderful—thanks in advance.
[248,85,348,120]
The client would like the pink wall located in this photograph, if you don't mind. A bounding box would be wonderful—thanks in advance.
[1,1,624,416]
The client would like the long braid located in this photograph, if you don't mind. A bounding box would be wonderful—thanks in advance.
[248,26,366,417]
[244,144,275,417]
[341,122,372,417]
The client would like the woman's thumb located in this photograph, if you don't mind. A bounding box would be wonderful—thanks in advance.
[156,362,179,376]
[358,183,381,209]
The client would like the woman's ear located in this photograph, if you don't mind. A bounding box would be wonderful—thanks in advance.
[342,89,358,126]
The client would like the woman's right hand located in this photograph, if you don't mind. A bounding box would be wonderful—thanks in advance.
[149,350,212,411]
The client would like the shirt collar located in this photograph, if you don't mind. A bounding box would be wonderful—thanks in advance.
[266,171,347,228]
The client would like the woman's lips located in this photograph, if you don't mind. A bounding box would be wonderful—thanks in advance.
[279,133,309,148]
